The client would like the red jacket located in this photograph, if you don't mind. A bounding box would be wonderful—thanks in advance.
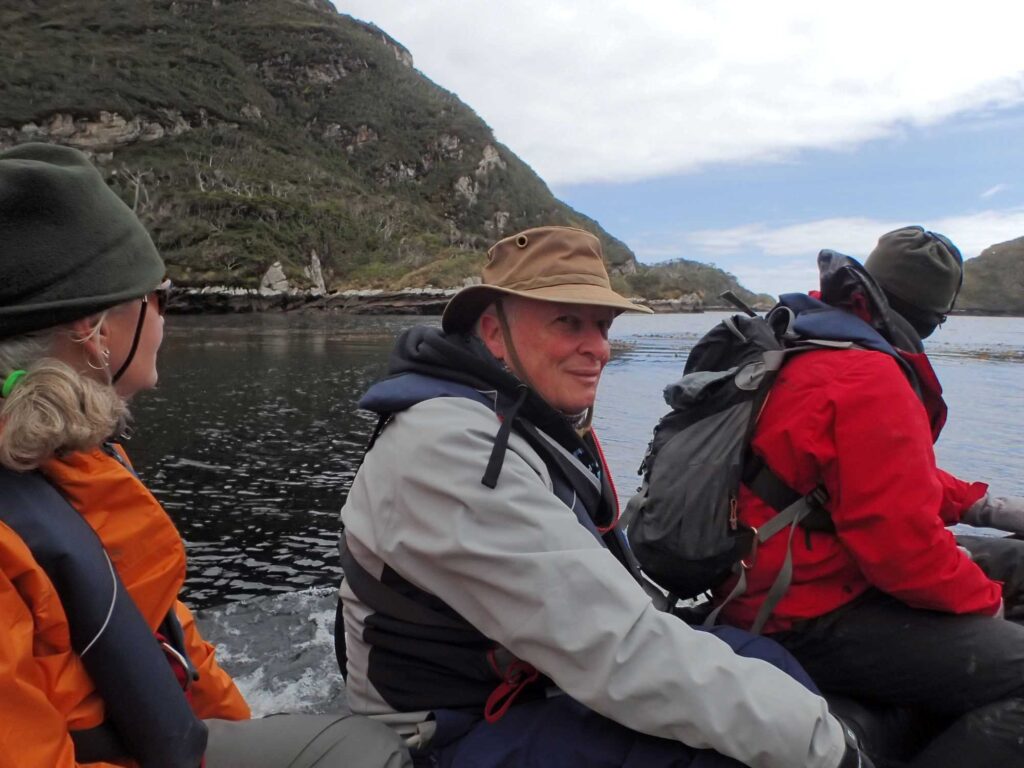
[714,347,1000,634]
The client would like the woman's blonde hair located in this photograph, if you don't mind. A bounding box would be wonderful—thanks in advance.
[0,322,127,471]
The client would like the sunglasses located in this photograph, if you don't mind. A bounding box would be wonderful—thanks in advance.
[149,278,173,316]
[111,279,172,384]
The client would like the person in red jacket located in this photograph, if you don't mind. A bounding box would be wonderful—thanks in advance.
[713,226,1024,767]
[0,143,410,768]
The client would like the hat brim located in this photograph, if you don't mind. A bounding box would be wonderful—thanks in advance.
[441,282,653,333]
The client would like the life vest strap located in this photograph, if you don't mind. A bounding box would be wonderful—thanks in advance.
[70,723,127,764]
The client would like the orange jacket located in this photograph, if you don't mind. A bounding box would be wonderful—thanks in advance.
[0,445,249,768]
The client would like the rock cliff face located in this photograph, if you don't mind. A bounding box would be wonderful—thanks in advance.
[0,0,639,291]
[0,110,197,153]
[959,237,1024,314]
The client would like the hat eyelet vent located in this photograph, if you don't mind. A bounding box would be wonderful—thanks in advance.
[515,235,529,248]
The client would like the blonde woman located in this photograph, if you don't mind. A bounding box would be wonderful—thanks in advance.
[0,143,408,768]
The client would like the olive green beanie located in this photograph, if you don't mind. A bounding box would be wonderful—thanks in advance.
[0,143,165,339]
[864,226,963,315]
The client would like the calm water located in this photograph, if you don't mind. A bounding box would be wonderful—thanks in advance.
[128,312,1024,608]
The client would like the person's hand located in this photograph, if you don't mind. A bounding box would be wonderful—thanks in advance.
[962,494,1024,535]
[836,718,876,768]
[992,598,1006,620]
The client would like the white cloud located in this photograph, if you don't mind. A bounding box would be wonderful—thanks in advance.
[929,209,1024,257]
[684,218,903,260]
[981,183,1009,199]
[638,208,1024,297]
[334,1,1024,184]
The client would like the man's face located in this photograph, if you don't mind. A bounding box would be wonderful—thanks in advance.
[481,297,615,414]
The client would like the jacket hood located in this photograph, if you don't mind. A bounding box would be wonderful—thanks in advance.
[817,250,925,354]
[371,325,583,447]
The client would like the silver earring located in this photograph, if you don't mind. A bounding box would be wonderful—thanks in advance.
[87,348,110,371]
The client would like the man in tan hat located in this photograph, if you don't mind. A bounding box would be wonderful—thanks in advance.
[335,226,867,768]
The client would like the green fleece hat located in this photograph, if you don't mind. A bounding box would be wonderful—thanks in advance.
[865,226,963,315]
[0,143,165,339]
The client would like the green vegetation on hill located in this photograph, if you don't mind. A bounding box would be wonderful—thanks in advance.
[959,237,1024,314]
[20,1,1015,310]
[620,258,773,308]
[0,0,761,302]
[0,0,632,290]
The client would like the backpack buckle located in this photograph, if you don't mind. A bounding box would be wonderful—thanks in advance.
[808,485,829,510]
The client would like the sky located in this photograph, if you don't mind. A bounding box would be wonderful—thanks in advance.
[334,1,1024,296]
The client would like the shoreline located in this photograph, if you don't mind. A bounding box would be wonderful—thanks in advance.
[166,288,1023,317]
[166,287,708,315]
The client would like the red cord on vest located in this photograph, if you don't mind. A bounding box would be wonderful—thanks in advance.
[157,631,195,703]
[590,428,620,533]
[484,649,540,723]
[157,632,204,766]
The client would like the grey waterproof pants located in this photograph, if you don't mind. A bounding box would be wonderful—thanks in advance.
[205,713,411,768]
[772,534,1024,768]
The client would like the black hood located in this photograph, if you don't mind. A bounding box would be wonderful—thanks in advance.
[818,250,925,354]
[386,325,585,450]
[367,325,620,527]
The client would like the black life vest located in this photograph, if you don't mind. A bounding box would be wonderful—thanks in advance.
[0,466,208,767]
[337,373,644,722]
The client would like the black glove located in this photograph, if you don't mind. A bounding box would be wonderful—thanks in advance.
[837,718,877,768]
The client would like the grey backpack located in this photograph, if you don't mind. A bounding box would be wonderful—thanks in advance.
[625,307,839,632]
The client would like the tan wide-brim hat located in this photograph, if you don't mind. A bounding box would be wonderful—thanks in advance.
[442,226,653,333]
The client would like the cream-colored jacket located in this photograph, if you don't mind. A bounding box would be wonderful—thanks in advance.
[340,395,847,768]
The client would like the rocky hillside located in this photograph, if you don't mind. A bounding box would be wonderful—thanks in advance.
[0,0,689,300]
[631,258,774,308]
[959,237,1024,314]
[0,0,645,290]
[0,0,774,306]
[7,1,1011,311]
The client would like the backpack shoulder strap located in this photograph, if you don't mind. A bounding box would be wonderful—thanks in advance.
[703,491,822,633]
[706,337,841,633]
[742,455,833,532]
